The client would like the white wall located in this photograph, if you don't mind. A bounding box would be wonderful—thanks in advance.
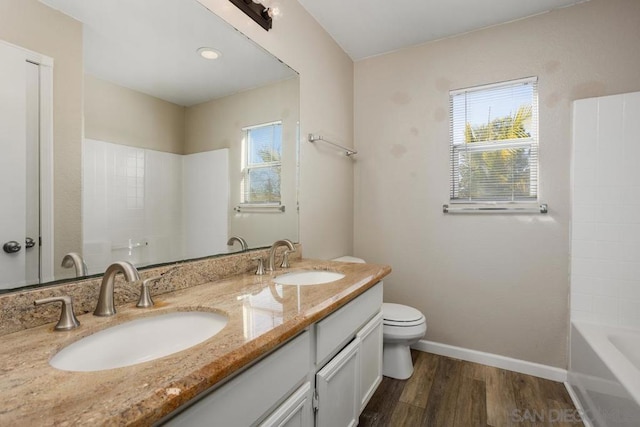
[353,0,640,368]
[197,0,355,259]
[144,149,185,266]
[571,92,640,329]
[183,150,229,259]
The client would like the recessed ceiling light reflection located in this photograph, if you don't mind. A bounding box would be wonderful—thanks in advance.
[197,47,222,60]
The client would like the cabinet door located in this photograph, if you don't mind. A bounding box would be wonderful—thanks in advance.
[259,382,312,427]
[316,338,360,427]
[358,311,383,412]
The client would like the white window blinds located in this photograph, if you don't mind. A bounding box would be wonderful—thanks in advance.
[449,77,538,203]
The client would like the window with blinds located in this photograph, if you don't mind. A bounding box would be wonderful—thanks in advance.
[242,121,282,204]
[449,77,538,203]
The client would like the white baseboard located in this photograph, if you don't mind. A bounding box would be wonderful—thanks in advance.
[412,339,567,382]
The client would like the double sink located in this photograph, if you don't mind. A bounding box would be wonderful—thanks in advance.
[50,270,345,372]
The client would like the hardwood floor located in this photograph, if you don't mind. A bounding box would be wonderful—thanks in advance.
[359,350,583,427]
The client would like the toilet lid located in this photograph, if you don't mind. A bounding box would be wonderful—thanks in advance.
[382,303,425,326]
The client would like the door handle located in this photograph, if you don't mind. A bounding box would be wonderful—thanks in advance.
[3,241,22,253]
[25,237,36,249]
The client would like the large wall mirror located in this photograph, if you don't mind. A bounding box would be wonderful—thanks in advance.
[0,0,299,292]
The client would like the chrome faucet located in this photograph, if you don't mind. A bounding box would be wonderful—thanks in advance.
[93,261,140,316]
[61,252,88,277]
[227,236,248,251]
[267,239,295,272]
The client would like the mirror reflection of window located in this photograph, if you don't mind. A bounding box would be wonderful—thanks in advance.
[242,122,283,204]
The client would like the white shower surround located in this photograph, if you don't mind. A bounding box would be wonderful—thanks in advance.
[82,138,228,274]
[570,91,640,426]
[571,91,640,328]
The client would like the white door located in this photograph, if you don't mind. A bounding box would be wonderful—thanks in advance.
[316,338,360,427]
[0,42,42,289]
[0,42,28,288]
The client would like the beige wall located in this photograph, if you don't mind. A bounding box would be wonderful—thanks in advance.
[0,0,83,279]
[84,75,185,154]
[185,78,300,246]
[197,0,355,259]
[354,0,640,368]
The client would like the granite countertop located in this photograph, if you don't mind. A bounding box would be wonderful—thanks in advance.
[0,259,391,426]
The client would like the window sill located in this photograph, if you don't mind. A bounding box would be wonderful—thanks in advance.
[234,204,285,213]
[442,203,547,214]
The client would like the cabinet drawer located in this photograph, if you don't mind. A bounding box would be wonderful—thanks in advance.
[165,330,310,426]
[315,282,382,366]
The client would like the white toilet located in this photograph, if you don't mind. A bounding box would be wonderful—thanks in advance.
[381,302,427,379]
[332,256,427,380]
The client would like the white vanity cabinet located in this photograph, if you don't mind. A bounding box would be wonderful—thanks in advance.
[314,282,383,427]
[164,282,383,427]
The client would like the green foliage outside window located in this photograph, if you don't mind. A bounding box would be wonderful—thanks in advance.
[457,105,534,201]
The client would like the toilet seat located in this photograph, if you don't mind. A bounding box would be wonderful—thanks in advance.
[382,303,425,327]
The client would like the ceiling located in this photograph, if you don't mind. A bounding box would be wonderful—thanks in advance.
[40,0,296,106]
[297,0,589,60]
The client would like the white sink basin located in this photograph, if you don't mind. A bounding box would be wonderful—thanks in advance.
[274,270,345,286]
[50,311,228,372]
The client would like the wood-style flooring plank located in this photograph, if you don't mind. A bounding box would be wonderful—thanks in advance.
[398,351,439,408]
[359,375,406,427]
[461,359,489,382]
[485,367,518,427]
[453,375,488,427]
[511,370,546,417]
[421,356,464,427]
[388,401,425,426]
[541,377,575,407]
[360,350,583,427]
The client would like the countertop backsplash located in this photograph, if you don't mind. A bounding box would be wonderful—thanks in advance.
[0,245,301,337]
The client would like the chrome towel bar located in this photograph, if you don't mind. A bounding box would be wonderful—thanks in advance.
[443,204,548,214]
[308,134,357,157]
[112,240,148,251]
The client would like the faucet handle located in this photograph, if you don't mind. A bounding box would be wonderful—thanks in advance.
[252,257,265,275]
[280,249,295,268]
[137,276,162,308]
[34,296,81,331]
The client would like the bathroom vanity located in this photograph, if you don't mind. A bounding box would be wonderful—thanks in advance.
[0,259,390,425]
[166,281,383,426]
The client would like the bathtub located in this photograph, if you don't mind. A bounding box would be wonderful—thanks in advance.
[569,321,640,427]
